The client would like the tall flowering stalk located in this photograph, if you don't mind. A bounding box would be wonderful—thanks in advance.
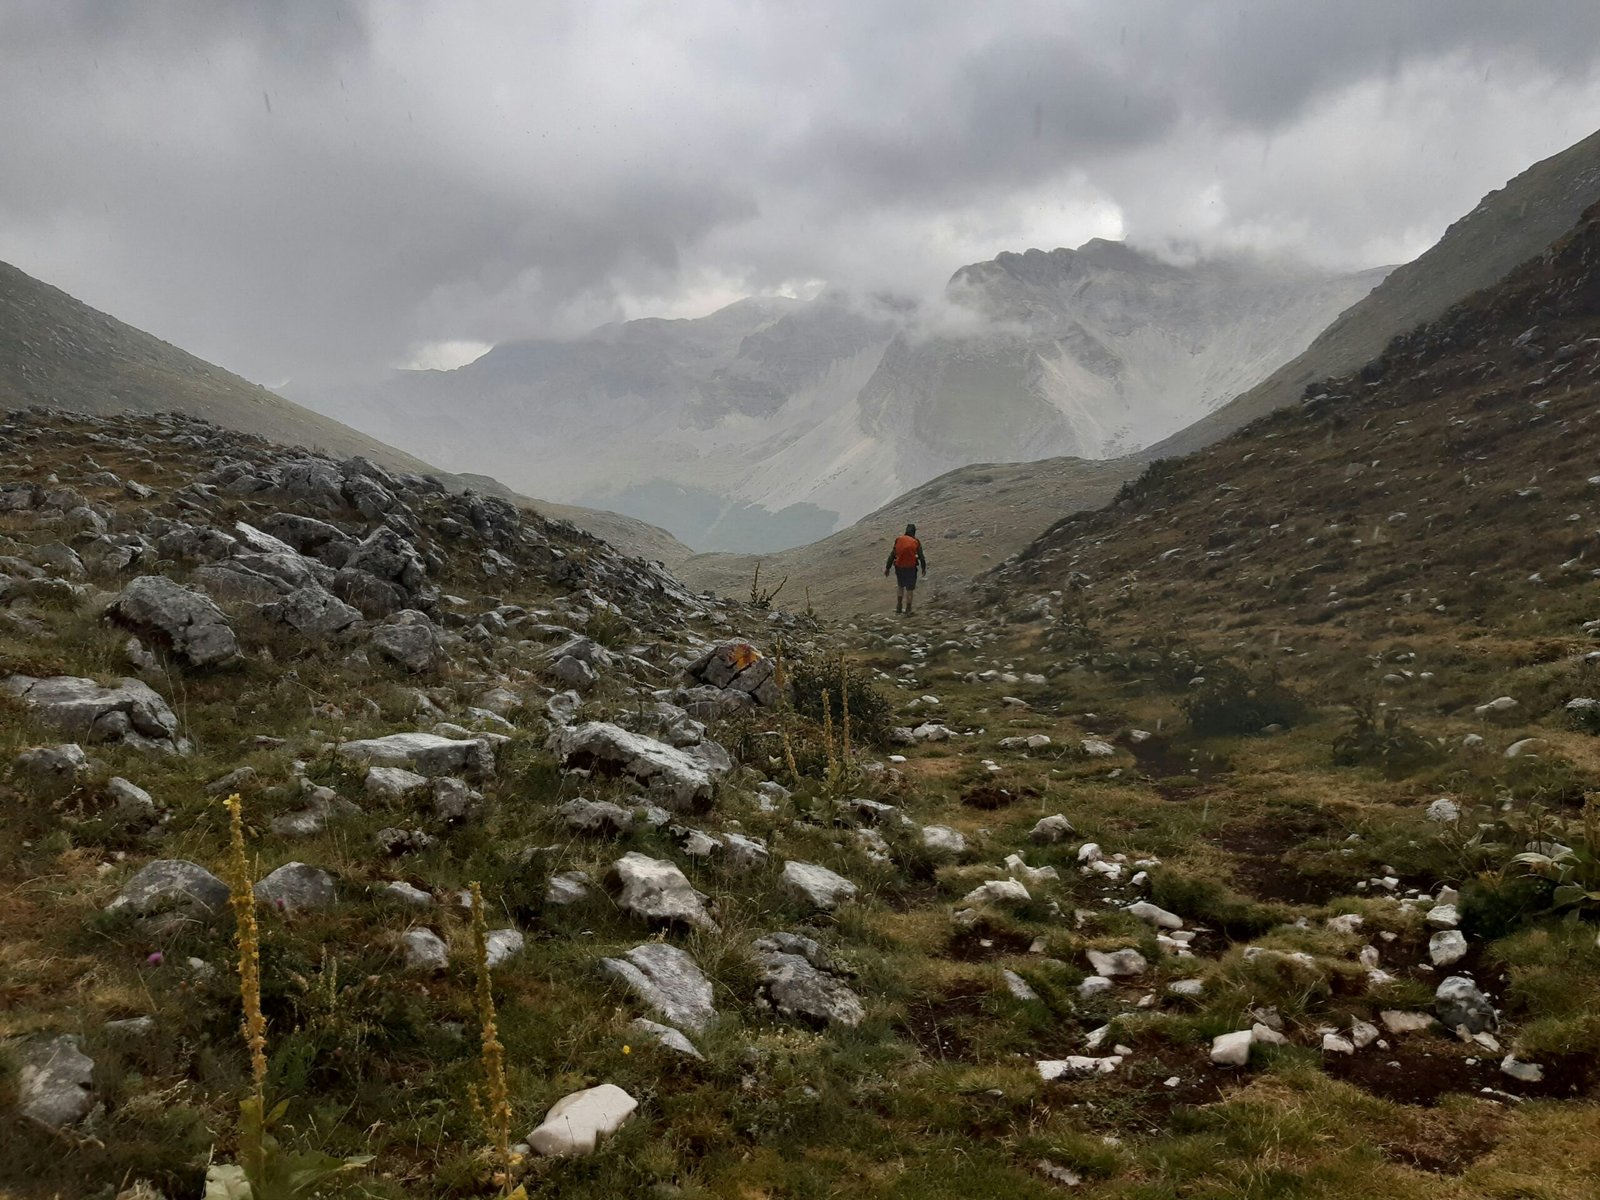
[223,793,269,1184]
[469,882,515,1195]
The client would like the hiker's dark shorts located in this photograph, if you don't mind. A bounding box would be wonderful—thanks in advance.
[895,566,919,589]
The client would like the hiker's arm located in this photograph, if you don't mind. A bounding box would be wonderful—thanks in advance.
[918,544,928,573]
[884,546,894,574]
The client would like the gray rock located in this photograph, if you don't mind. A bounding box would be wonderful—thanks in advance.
[12,1034,95,1129]
[780,861,858,911]
[107,576,238,668]
[1425,797,1462,823]
[609,851,717,930]
[721,831,770,871]
[3,674,183,751]
[262,585,361,637]
[336,731,495,780]
[548,721,722,811]
[253,862,336,912]
[1124,900,1183,930]
[1030,814,1076,843]
[1003,969,1040,1001]
[1086,948,1148,978]
[527,1083,637,1157]
[12,743,89,800]
[547,690,583,725]
[548,655,598,690]
[559,797,635,836]
[402,928,450,971]
[364,765,430,800]
[962,879,1030,907]
[107,859,229,927]
[106,776,157,820]
[921,825,967,857]
[378,880,434,907]
[205,766,257,795]
[485,928,524,967]
[627,1017,703,1059]
[753,936,865,1027]
[430,776,482,822]
[1436,975,1497,1034]
[546,871,591,905]
[371,610,446,673]
[599,942,717,1032]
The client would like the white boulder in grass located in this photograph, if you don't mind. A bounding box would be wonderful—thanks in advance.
[527,1083,638,1156]
[1086,948,1147,978]
[1210,1030,1254,1067]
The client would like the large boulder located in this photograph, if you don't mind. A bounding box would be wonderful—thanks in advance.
[106,576,238,667]
[11,1034,95,1129]
[609,852,717,930]
[3,674,184,752]
[336,732,495,781]
[548,722,722,811]
[598,942,717,1032]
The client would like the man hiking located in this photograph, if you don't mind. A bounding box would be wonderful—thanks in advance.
[884,522,927,614]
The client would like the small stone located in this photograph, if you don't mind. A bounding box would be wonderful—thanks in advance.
[527,1083,638,1156]
[1002,969,1039,1001]
[253,862,336,911]
[13,1034,95,1128]
[599,943,716,1033]
[962,878,1031,907]
[1436,975,1497,1034]
[1078,975,1112,997]
[1124,900,1182,930]
[1210,1030,1253,1066]
[781,861,858,911]
[485,928,524,967]
[402,928,449,971]
[379,880,434,906]
[921,825,967,857]
[1086,948,1147,977]
[365,766,429,800]
[1430,930,1468,967]
[1037,1055,1121,1079]
[1322,1033,1356,1055]
[1426,904,1460,929]
[1030,814,1076,843]
[628,1017,702,1059]
[1500,1054,1543,1083]
[1379,1010,1434,1035]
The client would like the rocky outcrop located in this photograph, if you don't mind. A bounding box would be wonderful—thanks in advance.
[549,722,724,811]
[3,675,186,753]
[106,576,239,667]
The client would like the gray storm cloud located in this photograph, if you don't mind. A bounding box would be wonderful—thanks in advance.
[2,0,1599,386]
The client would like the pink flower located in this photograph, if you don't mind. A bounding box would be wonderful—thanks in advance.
[146,951,164,967]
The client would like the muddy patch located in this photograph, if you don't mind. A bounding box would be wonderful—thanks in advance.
[960,783,1039,811]
[945,926,1037,962]
[1326,1037,1598,1106]
[898,985,990,1062]
[1208,809,1344,904]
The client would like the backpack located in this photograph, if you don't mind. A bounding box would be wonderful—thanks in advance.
[893,535,921,568]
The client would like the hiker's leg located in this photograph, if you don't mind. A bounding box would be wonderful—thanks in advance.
[895,585,904,613]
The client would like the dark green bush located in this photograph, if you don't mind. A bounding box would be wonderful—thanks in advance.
[1331,698,1443,776]
[1181,662,1307,736]
[790,657,894,747]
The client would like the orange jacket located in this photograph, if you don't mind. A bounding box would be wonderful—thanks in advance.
[887,534,925,570]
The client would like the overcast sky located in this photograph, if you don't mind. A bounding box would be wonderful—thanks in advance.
[5,1,1600,386]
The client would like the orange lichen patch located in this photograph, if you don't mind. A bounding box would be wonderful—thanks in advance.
[725,642,762,672]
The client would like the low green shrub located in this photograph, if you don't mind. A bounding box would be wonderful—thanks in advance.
[1181,662,1307,736]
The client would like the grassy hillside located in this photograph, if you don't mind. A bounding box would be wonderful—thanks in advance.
[678,454,1134,614]
[0,260,687,565]
[1146,125,1600,460]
